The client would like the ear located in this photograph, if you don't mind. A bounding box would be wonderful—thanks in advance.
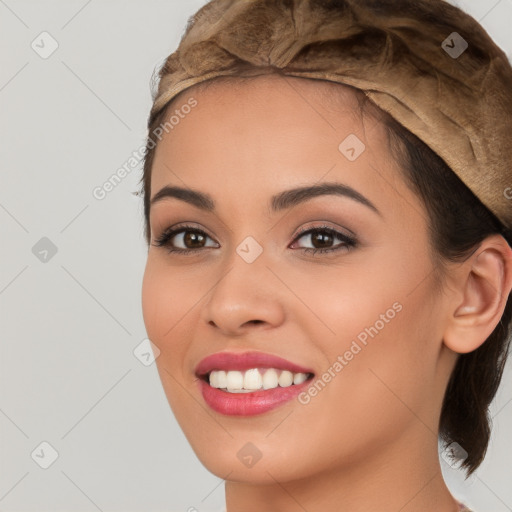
[443,234,512,354]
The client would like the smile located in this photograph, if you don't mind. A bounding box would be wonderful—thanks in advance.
[195,351,315,416]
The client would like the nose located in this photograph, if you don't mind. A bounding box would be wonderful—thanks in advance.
[199,252,286,337]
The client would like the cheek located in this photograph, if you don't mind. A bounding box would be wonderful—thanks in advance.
[141,256,197,343]
[141,258,202,416]
[141,259,165,342]
[301,250,438,408]
[289,259,413,353]
[293,304,436,471]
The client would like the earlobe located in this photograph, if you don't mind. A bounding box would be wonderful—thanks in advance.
[443,235,512,354]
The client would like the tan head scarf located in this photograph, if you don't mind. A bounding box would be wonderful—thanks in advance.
[149,0,512,230]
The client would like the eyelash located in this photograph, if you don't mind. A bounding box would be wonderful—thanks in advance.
[152,223,358,256]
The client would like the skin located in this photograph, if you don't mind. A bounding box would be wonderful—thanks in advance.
[141,73,512,512]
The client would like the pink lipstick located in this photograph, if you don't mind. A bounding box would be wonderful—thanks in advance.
[195,351,314,416]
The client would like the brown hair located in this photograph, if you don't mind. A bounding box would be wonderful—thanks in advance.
[366,94,512,477]
[139,2,512,478]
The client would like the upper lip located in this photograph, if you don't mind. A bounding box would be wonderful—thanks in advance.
[195,351,315,377]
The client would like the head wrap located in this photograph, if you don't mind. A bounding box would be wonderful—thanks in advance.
[149,0,512,229]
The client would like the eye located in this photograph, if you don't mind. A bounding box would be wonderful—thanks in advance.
[152,223,358,256]
[289,224,357,255]
[152,224,219,255]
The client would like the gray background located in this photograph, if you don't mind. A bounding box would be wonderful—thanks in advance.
[0,1,511,511]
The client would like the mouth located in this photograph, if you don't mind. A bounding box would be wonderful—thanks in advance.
[194,351,315,416]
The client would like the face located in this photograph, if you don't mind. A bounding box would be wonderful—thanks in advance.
[141,74,457,483]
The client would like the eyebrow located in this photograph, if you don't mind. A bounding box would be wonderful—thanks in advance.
[150,182,381,216]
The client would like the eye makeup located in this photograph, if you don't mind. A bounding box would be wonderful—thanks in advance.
[152,222,358,257]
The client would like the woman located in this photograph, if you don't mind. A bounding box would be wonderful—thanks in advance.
[139,1,512,510]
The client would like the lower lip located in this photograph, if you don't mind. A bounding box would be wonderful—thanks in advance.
[197,377,313,416]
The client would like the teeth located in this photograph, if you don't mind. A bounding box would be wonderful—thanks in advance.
[211,370,226,389]
[244,368,263,390]
[262,368,278,390]
[208,368,311,392]
[278,370,293,387]
[293,372,308,385]
[226,370,244,392]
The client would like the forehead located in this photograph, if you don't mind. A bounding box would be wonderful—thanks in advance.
[149,73,406,219]
[186,73,367,124]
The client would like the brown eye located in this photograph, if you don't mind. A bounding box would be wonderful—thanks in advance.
[291,226,357,255]
[182,230,207,249]
[309,230,334,249]
[153,225,219,254]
